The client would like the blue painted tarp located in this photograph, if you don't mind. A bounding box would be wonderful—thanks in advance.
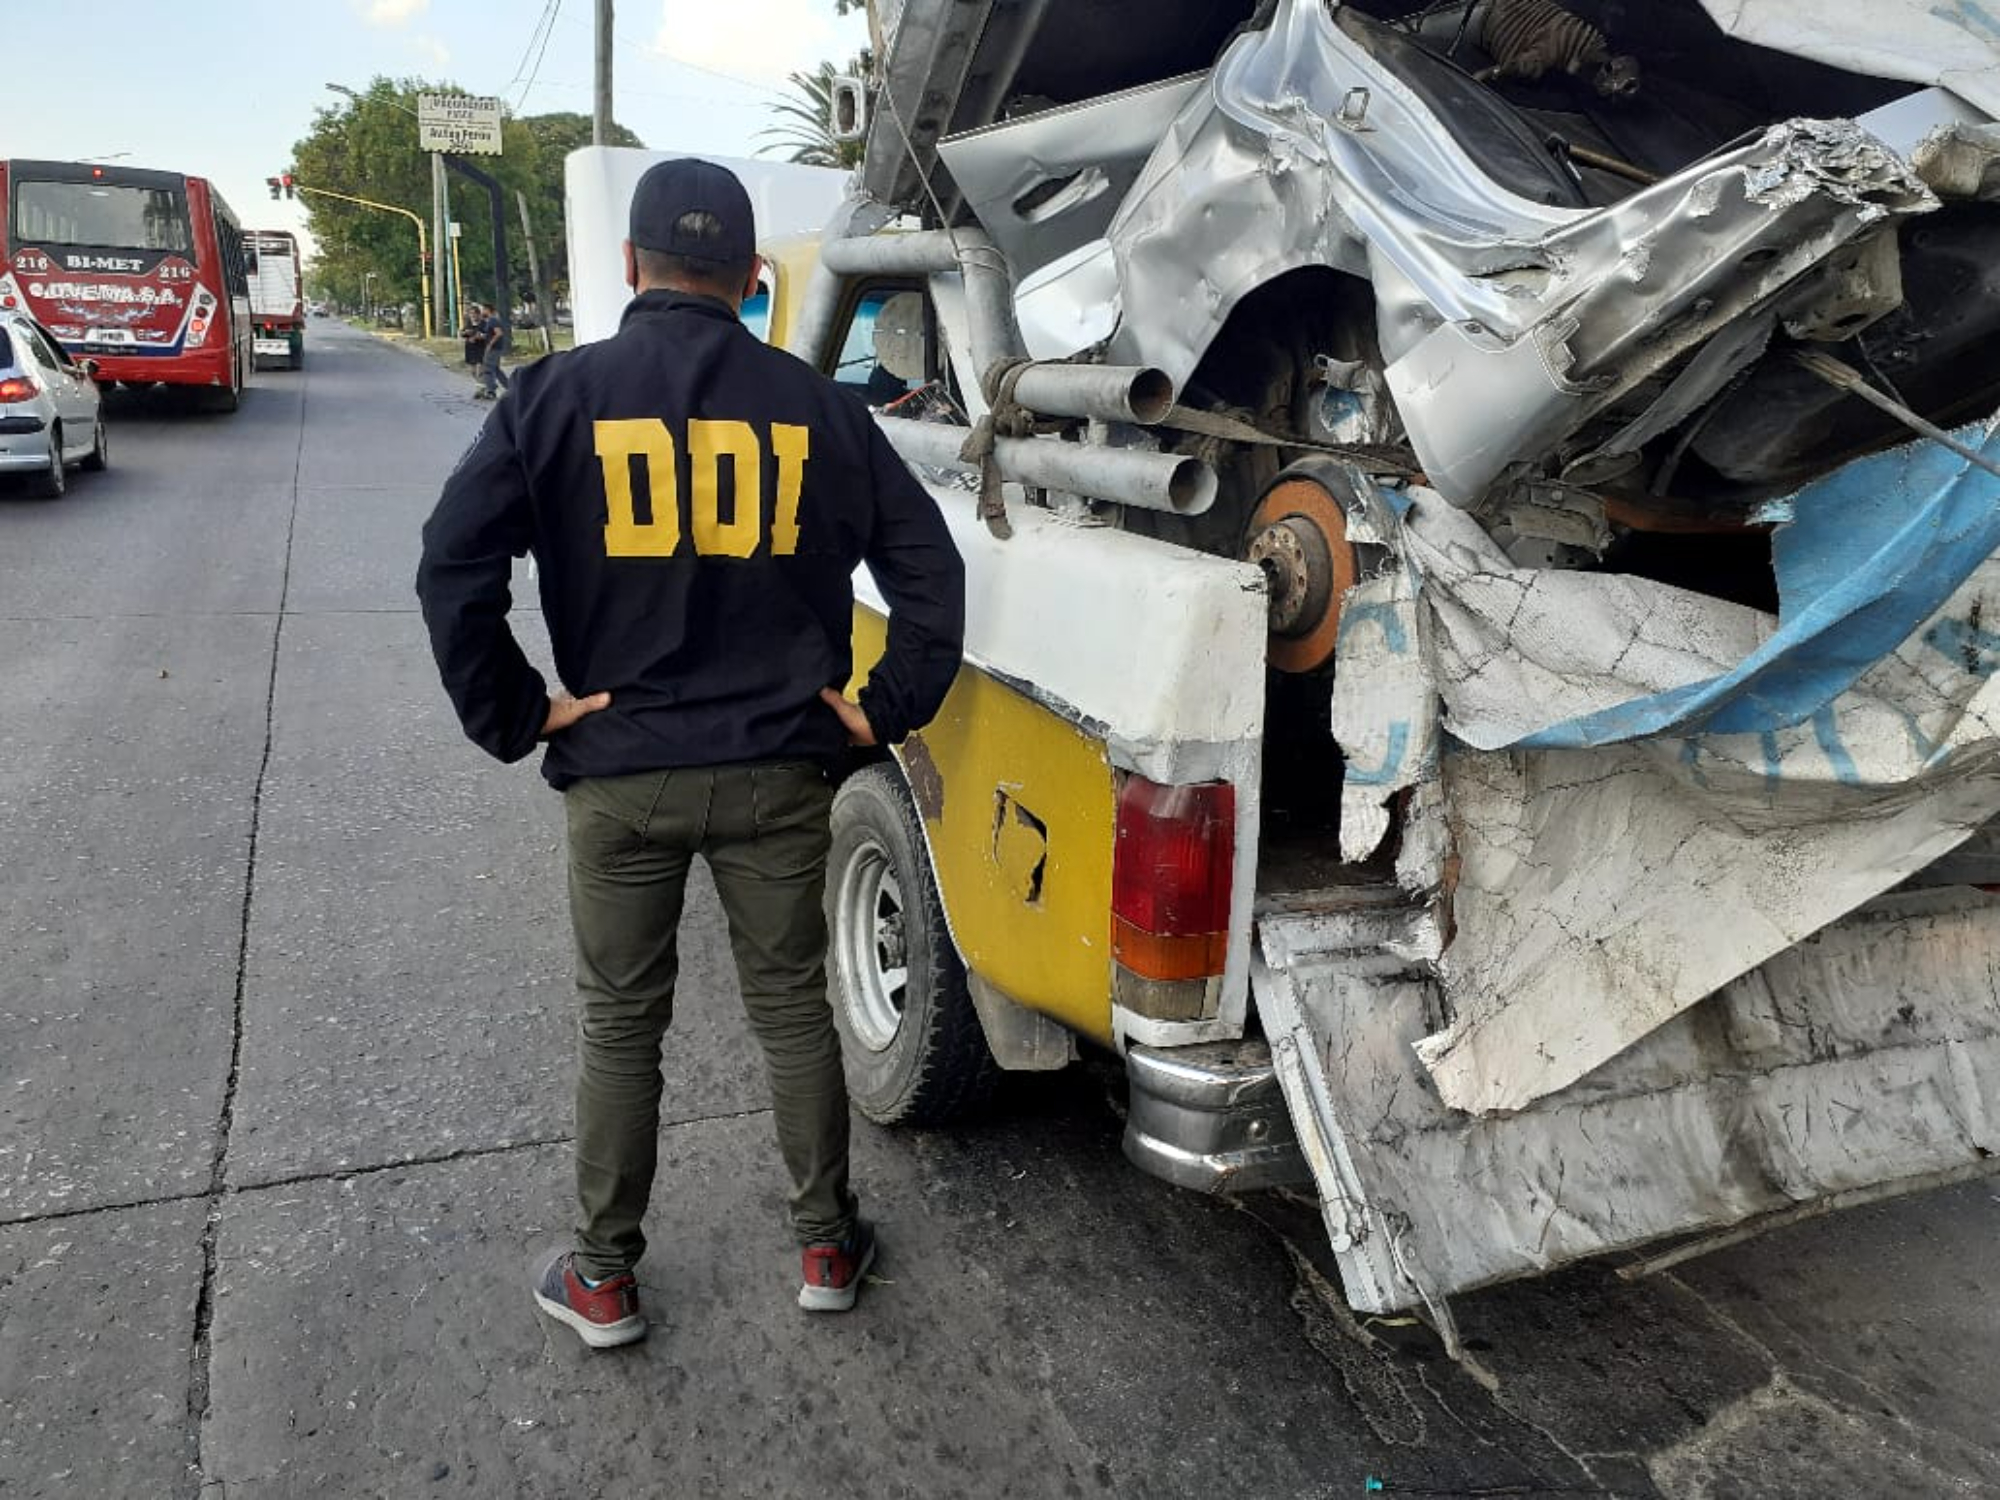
[1515,420,2000,748]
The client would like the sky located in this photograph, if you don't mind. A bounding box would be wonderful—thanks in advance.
[4,0,869,258]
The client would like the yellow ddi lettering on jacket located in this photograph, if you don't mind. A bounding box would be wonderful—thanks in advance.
[593,418,811,558]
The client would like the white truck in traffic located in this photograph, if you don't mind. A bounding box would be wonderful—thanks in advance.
[245,229,304,371]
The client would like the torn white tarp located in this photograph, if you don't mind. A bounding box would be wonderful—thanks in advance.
[1699,0,2000,121]
[1327,493,1437,864]
[1256,882,2000,1313]
[1334,414,2000,1116]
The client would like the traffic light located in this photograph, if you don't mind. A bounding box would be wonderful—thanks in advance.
[281,173,296,199]
[267,177,282,200]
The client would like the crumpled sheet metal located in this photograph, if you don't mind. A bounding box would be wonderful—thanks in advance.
[1913,120,2000,201]
[1100,0,1934,505]
[1331,417,2000,1116]
[1258,885,2000,1310]
[935,73,1207,287]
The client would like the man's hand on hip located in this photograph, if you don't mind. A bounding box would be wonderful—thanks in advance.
[819,687,876,747]
[543,690,612,738]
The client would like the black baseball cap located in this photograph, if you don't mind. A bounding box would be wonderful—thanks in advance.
[628,158,756,263]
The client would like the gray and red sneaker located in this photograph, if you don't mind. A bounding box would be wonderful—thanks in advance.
[532,1249,646,1348]
[798,1221,878,1312]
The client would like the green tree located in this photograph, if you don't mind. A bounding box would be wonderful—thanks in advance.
[758,60,866,169]
[293,79,644,316]
[516,110,644,296]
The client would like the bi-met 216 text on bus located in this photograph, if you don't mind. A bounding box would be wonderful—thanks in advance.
[0,160,253,410]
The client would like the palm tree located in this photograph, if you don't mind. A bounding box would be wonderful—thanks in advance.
[758,60,866,169]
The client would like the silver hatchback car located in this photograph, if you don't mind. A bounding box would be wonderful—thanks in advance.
[0,312,106,498]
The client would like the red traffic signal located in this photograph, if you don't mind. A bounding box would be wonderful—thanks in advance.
[280,173,296,199]
[267,176,282,200]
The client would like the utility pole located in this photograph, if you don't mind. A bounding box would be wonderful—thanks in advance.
[593,0,613,145]
[449,222,465,332]
[432,152,451,333]
[516,191,556,355]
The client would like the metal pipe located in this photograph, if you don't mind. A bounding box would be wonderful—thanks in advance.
[817,226,962,277]
[1794,349,2000,482]
[815,229,1174,422]
[783,196,895,365]
[1564,142,1660,186]
[820,228,1023,384]
[1010,363,1175,426]
[880,416,1217,516]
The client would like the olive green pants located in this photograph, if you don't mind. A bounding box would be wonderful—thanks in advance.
[563,762,857,1280]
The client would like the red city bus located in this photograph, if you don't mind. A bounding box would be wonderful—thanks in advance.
[0,160,253,409]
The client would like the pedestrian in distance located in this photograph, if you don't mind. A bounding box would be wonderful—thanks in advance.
[474,302,510,399]
[459,304,484,373]
[415,158,966,1350]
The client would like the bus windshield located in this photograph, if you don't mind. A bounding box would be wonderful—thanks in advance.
[10,179,192,255]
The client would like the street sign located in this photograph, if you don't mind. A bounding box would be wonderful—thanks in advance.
[417,94,504,156]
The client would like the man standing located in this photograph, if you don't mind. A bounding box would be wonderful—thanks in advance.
[415,159,965,1349]
[460,303,486,377]
[472,301,511,399]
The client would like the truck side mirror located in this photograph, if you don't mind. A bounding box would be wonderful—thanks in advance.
[830,76,867,144]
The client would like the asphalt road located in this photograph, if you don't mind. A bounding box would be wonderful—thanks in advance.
[2,320,1996,1500]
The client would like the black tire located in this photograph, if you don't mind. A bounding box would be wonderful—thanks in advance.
[80,414,107,472]
[209,355,241,413]
[827,764,1000,1125]
[31,424,65,498]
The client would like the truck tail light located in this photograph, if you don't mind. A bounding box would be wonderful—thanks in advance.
[0,375,40,403]
[1112,775,1235,982]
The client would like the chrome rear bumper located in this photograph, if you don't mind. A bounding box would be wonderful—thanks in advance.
[1122,1040,1310,1195]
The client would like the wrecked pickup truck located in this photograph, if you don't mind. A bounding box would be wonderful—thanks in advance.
[790,0,2000,1346]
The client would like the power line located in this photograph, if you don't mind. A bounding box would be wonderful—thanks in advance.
[557,3,789,99]
[505,0,562,93]
[513,0,565,110]
[520,78,768,108]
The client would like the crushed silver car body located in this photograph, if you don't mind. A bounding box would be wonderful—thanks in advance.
[947,0,1942,505]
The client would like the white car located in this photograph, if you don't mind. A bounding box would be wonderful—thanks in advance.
[0,312,106,498]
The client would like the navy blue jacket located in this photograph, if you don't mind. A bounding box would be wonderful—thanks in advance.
[416,289,965,787]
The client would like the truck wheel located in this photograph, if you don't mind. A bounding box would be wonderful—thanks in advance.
[289,333,304,371]
[827,764,1000,1125]
[31,424,65,498]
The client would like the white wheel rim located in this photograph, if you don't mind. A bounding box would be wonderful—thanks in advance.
[836,835,909,1053]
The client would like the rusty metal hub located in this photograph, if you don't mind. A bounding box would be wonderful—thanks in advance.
[1245,467,1361,673]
